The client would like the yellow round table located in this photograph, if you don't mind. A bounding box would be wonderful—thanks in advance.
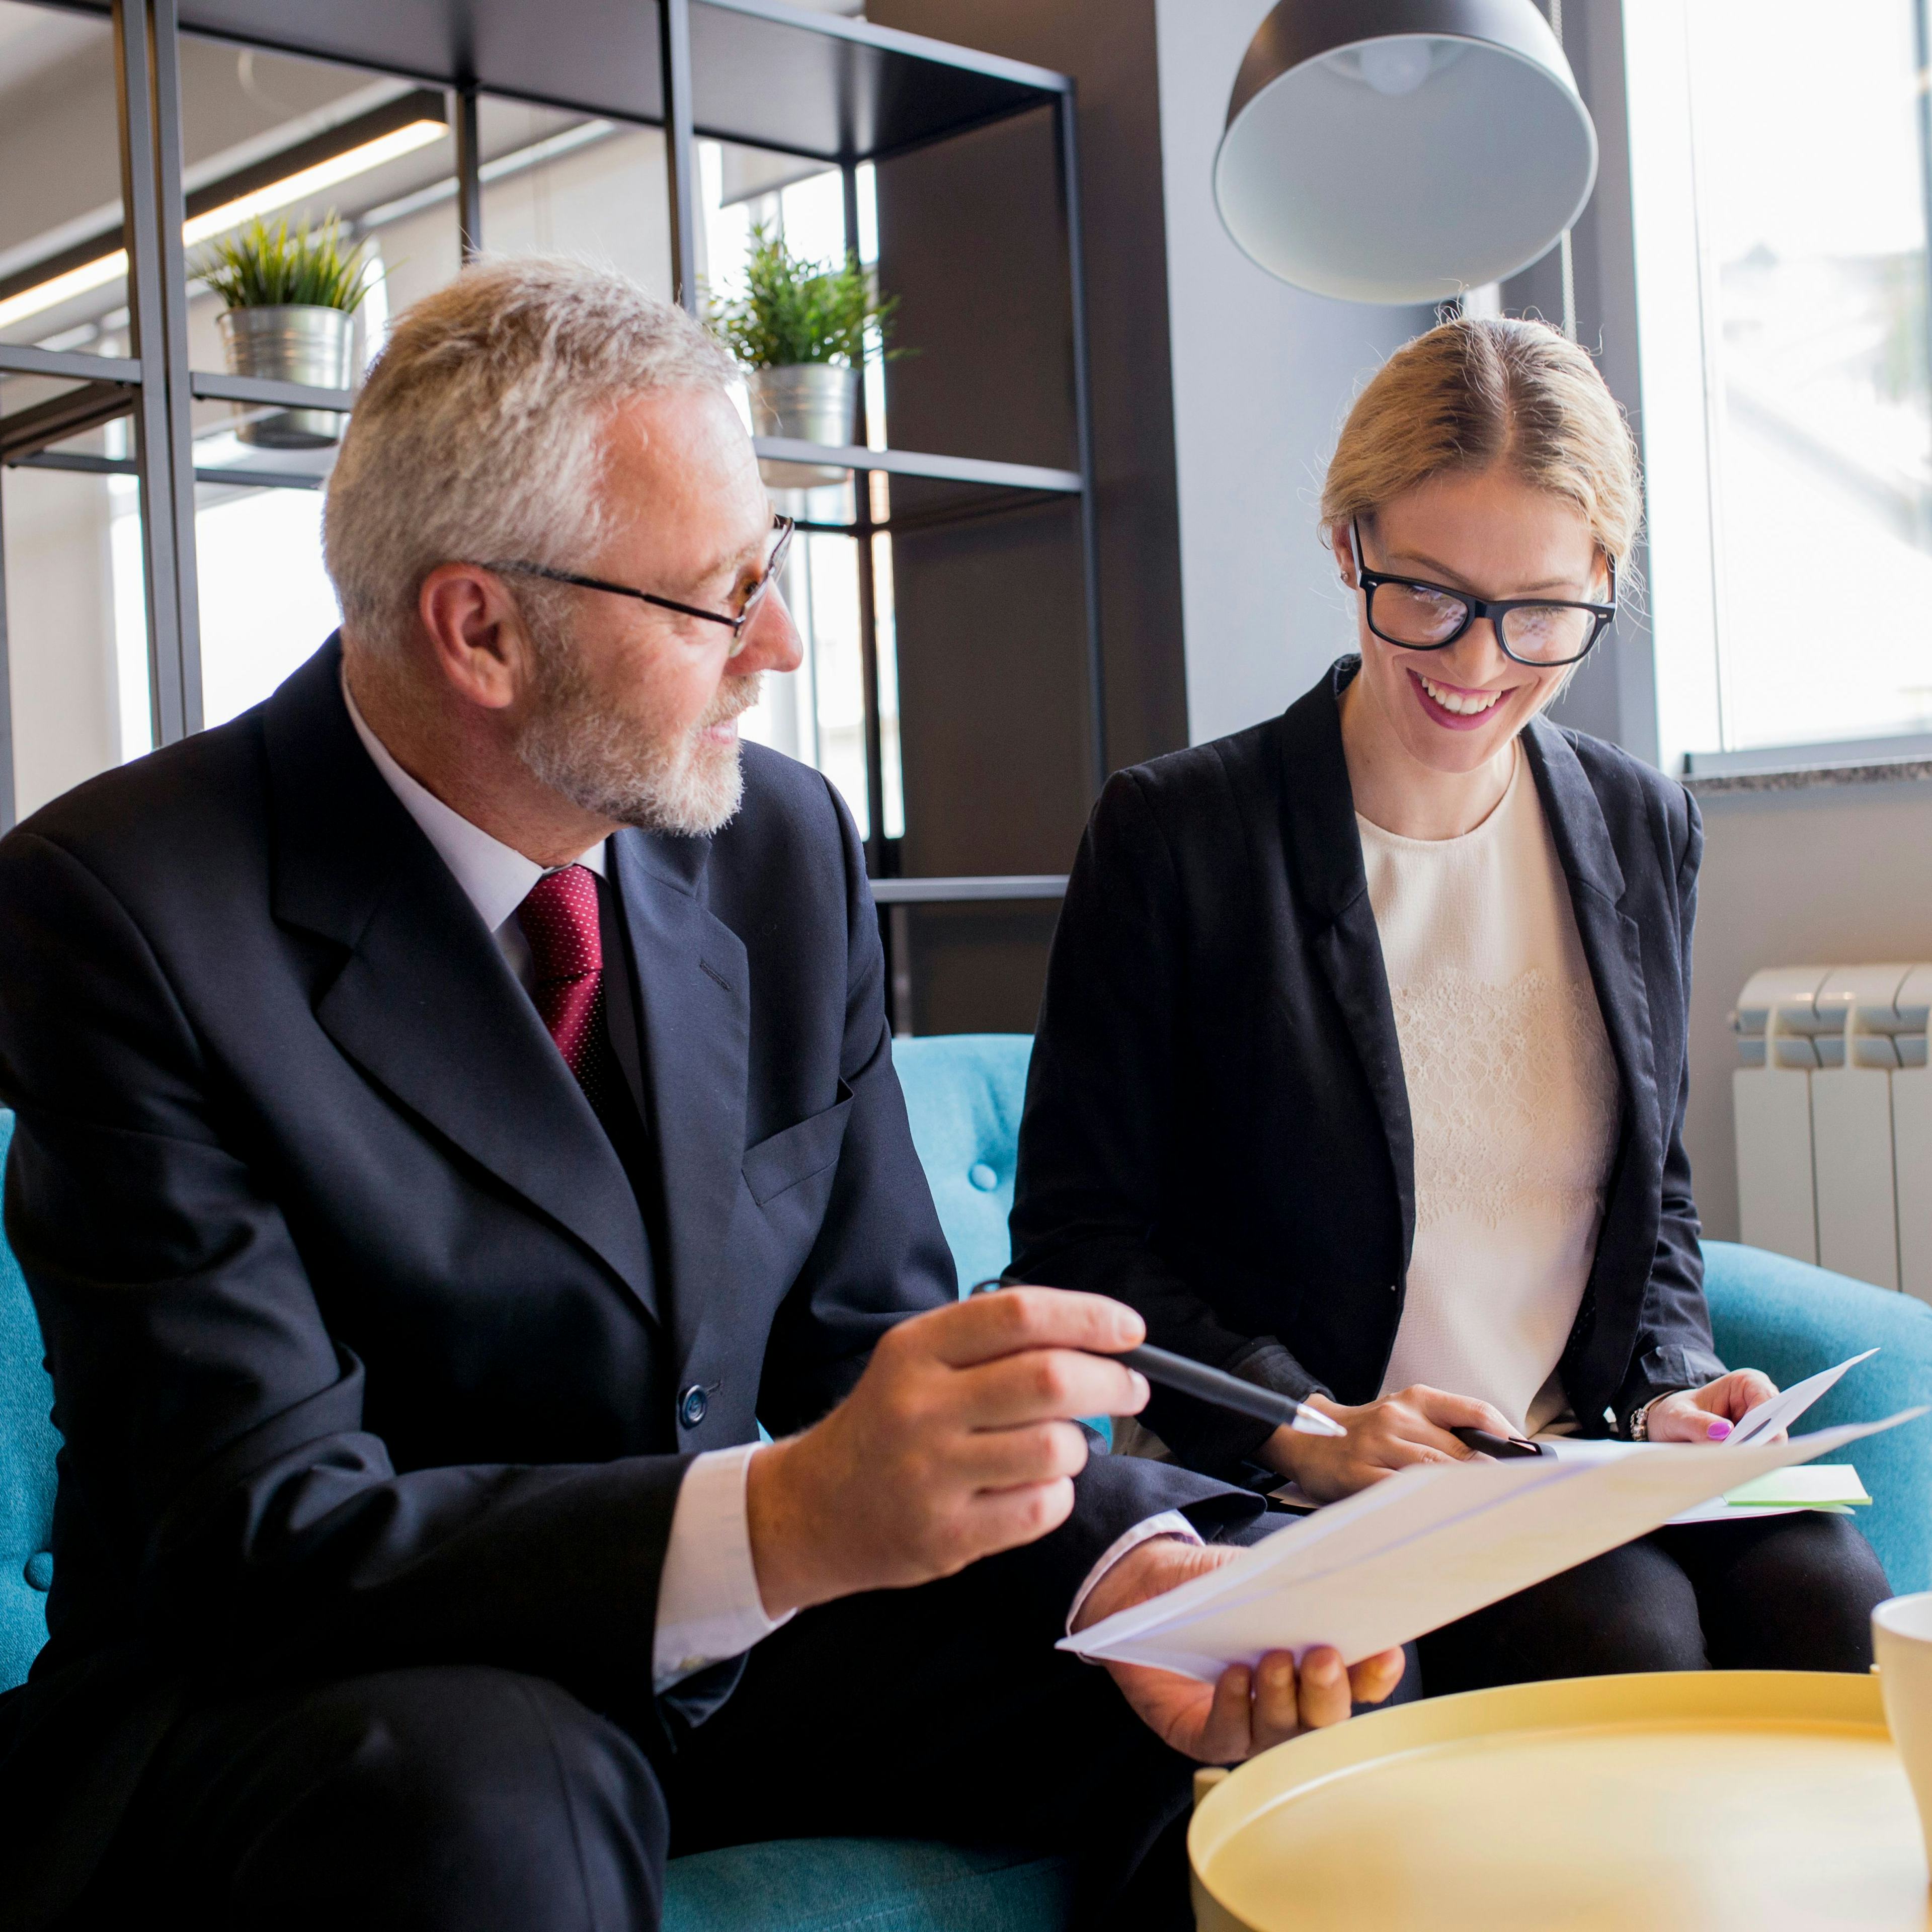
[1189,1672,1929,1932]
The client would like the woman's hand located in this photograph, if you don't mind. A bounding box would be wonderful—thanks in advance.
[1260,1385,1519,1503]
[1641,1369,1778,1443]
[1073,1537,1405,1761]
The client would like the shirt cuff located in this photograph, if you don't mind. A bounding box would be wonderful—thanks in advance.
[1064,1509,1203,1638]
[653,1442,794,1694]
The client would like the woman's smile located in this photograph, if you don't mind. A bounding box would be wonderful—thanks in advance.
[1406,665,1516,731]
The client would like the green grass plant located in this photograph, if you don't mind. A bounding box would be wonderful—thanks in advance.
[707,222,900,370]
[196,212,375,312]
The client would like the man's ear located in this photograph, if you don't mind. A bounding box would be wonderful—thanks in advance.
[417,564,532,712]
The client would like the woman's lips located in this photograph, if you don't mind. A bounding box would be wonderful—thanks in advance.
[1406,666,1511,733]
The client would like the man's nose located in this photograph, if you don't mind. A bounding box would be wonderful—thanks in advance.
[734,584,804,677]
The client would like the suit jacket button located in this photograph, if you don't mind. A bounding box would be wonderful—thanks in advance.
[679,1384,709,1428]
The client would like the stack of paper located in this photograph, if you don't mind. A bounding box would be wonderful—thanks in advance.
[1062,1410,1922,1680]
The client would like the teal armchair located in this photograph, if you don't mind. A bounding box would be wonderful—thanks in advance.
[4,1039,1930,1930]
[1703,1240,1932,1595]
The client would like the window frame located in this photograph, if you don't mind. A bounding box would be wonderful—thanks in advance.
[1623,0,1932,779]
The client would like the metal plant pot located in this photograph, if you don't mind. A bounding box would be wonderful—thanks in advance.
[216,303,356,449]
[745,362,859,488]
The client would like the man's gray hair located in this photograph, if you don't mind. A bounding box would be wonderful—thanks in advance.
[323,256,737,657]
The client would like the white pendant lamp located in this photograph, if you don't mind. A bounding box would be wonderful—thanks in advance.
[1214,0,1597,304]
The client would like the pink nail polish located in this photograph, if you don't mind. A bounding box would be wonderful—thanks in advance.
[1706,1418,1732,1440]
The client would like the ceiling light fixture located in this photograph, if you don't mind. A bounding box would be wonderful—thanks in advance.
[1213,0,1597,304]
[0,119,445,332]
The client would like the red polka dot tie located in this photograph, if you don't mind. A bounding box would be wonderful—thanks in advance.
[517,865,610,1111]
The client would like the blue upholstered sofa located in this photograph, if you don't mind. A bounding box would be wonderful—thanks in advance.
[4,1033,1929,1929]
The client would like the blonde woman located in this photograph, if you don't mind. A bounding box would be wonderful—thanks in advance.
[1011,317,1889,1689]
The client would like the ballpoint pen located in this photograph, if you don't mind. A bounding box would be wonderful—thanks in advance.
[1449,1426,1545,1459]
[968,1280,1348,1437]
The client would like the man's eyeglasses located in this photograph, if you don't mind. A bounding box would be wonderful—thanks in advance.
[1349,518,1616,668]
[486,514,795,655]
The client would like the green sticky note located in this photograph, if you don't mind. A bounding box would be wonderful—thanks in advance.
[1722,1463,1871,1510]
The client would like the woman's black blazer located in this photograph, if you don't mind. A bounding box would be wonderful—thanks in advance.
[1010,658,1725,1475]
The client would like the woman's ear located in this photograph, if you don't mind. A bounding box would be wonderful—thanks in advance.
[1329,521,1358,590]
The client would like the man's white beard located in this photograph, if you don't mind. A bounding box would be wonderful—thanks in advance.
[515,619,761,837]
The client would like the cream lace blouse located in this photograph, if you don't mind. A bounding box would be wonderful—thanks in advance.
[1357,745,1619,1436]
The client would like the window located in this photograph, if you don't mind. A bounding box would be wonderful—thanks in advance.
[1628,0,1932,771]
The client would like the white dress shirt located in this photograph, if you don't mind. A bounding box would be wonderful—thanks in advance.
[342,676,1196,1691]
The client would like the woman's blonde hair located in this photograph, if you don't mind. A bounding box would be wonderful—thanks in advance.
[1321,316,1641,570]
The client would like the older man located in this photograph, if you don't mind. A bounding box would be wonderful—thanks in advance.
[0,261,1398,1931]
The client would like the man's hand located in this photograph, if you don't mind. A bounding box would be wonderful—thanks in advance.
[1073,1537,1405,1761]
[746,1288,1151,1619]
[1643,1369,1778,1442]
[1260,1385,1517,1502]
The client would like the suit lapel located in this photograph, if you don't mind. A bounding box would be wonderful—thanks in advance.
[1277,662,1417,1265]
[265,638,660,1320]
[610,828,749,1376]
[1522,717,1661,1179]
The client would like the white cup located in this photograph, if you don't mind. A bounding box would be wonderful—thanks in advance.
[1874,1592,1932,1865]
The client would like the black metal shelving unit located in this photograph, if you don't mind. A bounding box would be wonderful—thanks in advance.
[0,0,1105,980]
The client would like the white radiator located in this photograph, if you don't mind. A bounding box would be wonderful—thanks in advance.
[1731,964,1932,1300]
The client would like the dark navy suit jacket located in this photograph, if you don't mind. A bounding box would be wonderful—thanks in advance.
[0,637,1245,1926]
[1012,657,1724,1474]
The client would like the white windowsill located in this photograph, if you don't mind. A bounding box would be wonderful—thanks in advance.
[1682,748,1932,797]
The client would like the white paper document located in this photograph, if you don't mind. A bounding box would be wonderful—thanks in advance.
[1061,1409,1924,1680]
[1727,1349,1877,1447]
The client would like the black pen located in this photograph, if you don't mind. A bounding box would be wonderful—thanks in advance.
[969,1280,1348,1438]
[1450,1426,1545,1460]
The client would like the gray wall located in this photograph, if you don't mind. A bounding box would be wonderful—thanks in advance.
[1153,0,1431,744]
[1687,782,1932,1244]
[1503,0,1659,764]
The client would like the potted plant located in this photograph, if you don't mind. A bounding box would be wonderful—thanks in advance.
[196,212,374,449]
[708,223,900,488]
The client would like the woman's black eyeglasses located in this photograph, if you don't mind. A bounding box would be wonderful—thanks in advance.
[1349,518,1616,668]
[486,514,795,655]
